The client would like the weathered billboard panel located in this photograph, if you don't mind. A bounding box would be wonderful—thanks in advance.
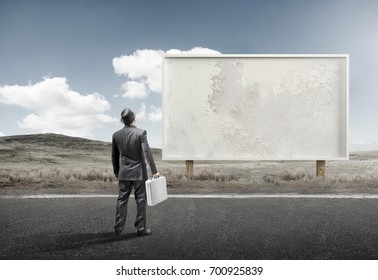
[163,55,348,160]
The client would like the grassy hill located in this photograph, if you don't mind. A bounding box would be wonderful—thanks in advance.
[0,133,162,165]
[0,133,110,165]
[0,133,161,191]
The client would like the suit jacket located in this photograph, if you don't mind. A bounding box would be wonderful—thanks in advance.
[112,125,157,181]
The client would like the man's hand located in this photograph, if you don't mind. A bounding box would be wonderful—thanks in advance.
[153,172,160,178]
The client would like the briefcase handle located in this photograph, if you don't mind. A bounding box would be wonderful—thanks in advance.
[152,174,160,179]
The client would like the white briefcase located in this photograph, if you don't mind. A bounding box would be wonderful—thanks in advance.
[145,176,167,206]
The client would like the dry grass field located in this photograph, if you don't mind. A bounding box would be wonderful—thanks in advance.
[0,133,377,195]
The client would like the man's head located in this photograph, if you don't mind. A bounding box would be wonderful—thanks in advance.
[120,108,135,125]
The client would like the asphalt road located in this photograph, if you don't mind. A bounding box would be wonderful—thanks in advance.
[1,194,378,259]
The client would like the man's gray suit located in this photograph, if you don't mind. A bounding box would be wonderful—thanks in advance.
[112,124,157,233]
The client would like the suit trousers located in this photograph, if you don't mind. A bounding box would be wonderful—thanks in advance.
[115,180,147,232]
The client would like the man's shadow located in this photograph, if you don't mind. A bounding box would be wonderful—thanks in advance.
[38,231,140,254]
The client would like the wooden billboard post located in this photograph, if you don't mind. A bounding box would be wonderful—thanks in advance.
[316,160,326,177]
[186,160,194,178]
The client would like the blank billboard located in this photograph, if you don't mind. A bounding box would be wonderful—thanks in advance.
[162,55,348,160]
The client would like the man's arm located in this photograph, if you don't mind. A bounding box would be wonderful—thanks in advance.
[111,135,120,177]
[140,130,158,175]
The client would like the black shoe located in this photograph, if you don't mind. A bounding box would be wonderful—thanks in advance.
[137,228,151,237]
[115,227,122,236]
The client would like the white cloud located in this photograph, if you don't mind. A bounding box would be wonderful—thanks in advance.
[121,81,148,99]
[136,103,147,121]
[113,49,164,94]
[112,47,221,98]
[165,47,221,55]
[0,77,116,138]
[147,105,162,122]
[134,103,162,123]
[0,132,5,137]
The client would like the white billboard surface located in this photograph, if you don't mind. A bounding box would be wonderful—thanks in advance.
[163,55,348,160]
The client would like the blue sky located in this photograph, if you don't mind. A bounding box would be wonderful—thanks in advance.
[0,0,377,149]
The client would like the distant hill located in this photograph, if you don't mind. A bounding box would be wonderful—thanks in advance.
[349,142,378,152]
[0,133,109,149]
[0,133,162,165]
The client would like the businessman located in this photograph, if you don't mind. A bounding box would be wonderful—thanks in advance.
[112,107,160,237]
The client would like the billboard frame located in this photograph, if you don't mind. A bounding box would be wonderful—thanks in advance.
[162,54,349,162]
